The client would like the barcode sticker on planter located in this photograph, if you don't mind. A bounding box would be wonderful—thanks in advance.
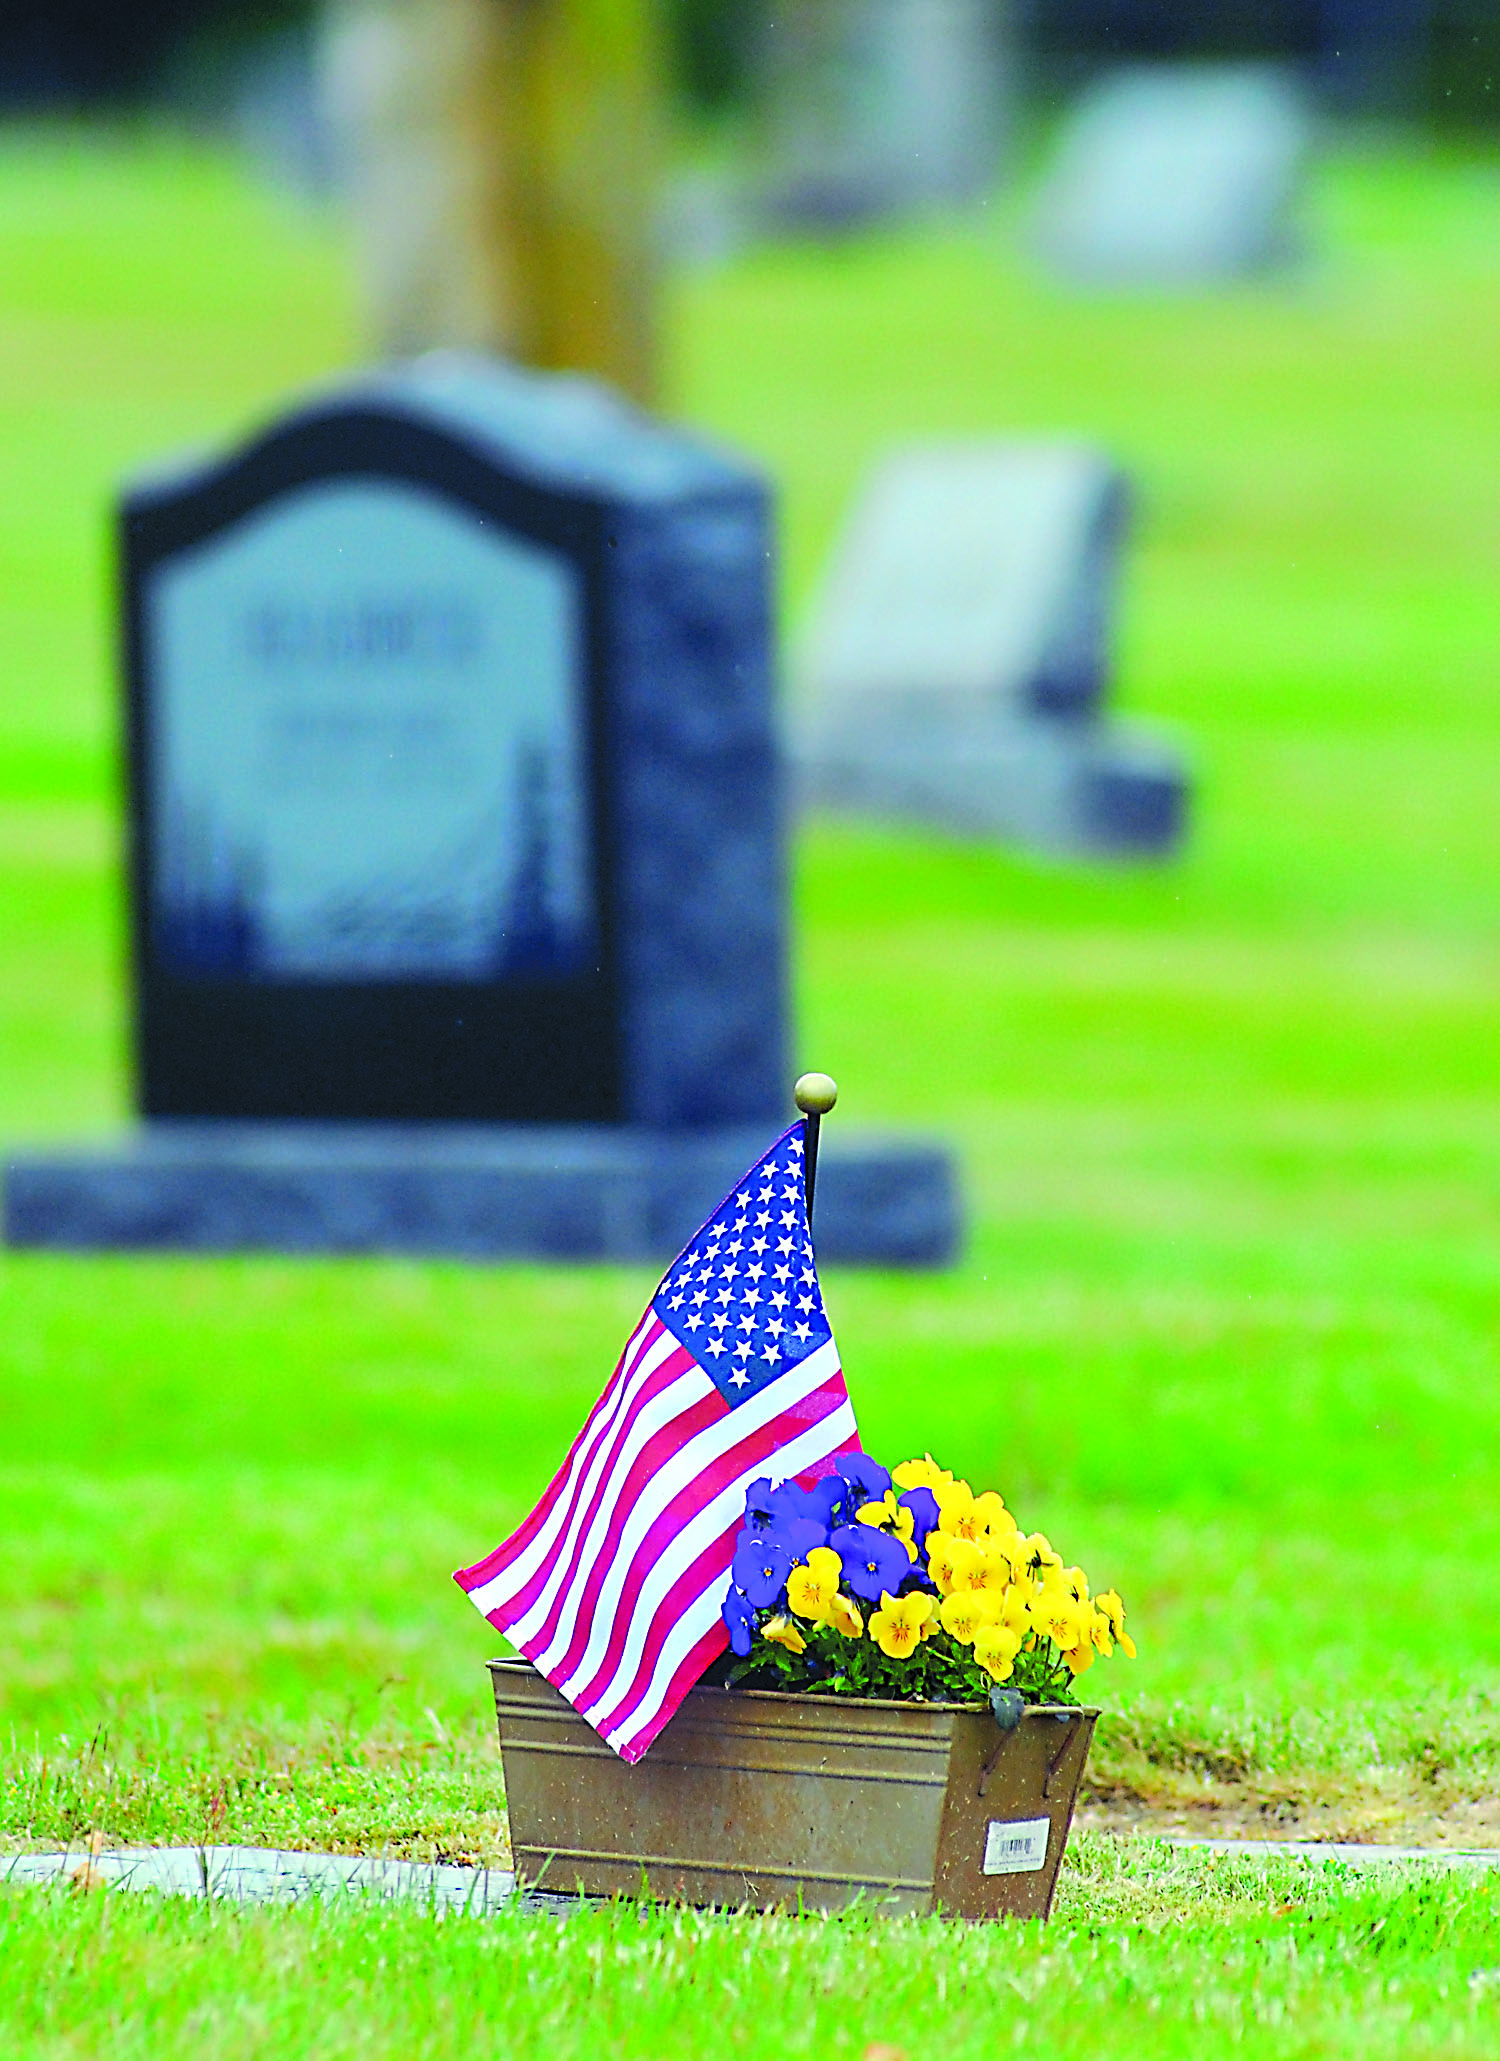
[983,1817,1051,1875]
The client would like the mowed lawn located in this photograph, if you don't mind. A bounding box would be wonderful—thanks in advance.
[4,122,1500,2054]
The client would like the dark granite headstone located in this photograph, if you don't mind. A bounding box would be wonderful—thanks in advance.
[6,355,958,1265]
[123,352,783,1129]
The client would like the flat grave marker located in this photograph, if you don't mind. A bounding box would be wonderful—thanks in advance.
[794,440,1187,856]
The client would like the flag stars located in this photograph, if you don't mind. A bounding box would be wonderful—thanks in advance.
[652,1133,831,1395]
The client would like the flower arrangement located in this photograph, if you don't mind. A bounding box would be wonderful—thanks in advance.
[719,1451,1135,1707]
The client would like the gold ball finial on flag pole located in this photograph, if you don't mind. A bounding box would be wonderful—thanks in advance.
[794,1073,838,1117]
[793,1073,837,1227]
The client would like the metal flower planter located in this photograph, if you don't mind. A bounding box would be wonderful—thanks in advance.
[490,1657,1097,1919]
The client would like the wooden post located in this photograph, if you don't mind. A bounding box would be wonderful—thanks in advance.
[323,0,661,403]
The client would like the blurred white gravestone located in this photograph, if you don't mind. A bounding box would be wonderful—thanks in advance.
[794,443,1187,856]
[1030,64,1310,288]
[755,0,1008,234]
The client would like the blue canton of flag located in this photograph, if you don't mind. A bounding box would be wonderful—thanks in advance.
[652,1124,833,1400]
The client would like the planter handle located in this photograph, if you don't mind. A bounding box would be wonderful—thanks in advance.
[977,1688,1024,1796]
[1043,1715,1084,1801]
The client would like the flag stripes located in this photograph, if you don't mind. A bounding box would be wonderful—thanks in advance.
[455,1123,862,1762]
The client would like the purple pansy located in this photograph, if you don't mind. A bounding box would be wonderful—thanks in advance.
[828,1521,912,1602]
[771,1515,830,1562]
[807,1473,853,1529]
[765,1480,828,1529]
[740,1478,831,1563]
[833,1452,892,1507]
[899,1486,940,1551]
[732,1531,793,1608]
[722,1584,757,1657]
[743,1478,780,1531]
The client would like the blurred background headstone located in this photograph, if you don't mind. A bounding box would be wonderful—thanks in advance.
[795,443,1187,856]
[752,0,1012,235]
[227,20,337,198]
[1029,62,1311,287]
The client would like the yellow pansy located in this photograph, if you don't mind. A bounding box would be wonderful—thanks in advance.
[927,1532,982,1596]
[762,1615,806,1655]
[826,1591,864,1640]
[1093,1589,1137,1659]
[868,1590,935,1660]
[938,1588,999,1645]
[786,1545,844,1623]
[1062,1639,1097,1677]
[1019,1532,1064,1579]
[958,1543,1013,1595]
[935,1480,1012,1544]
[973,1489,1011,1534]
[984,1526,1028,1581]
[857,1493,918,1561]
[933,1479,980,1540]
[892,1453,954,1493]
[972,1623,1022,1682]
[994,1585,1033,1638]
[1030,1581,1091,1654]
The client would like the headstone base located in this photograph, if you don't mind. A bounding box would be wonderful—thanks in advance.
[803,714,1188,857]
[4,1124,960,1268]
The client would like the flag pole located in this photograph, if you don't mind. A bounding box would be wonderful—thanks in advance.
[793,1072,838,1227]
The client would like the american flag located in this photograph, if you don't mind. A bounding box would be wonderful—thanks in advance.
[454,1123,860,1762]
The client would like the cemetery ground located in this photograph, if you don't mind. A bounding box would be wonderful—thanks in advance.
[3,123,1500,2052]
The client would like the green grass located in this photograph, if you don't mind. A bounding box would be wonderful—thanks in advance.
[10,1842,1500,2059]
[5,119,1500,2048]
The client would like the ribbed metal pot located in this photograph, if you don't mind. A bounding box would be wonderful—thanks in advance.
[489,1657,1097,1919]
